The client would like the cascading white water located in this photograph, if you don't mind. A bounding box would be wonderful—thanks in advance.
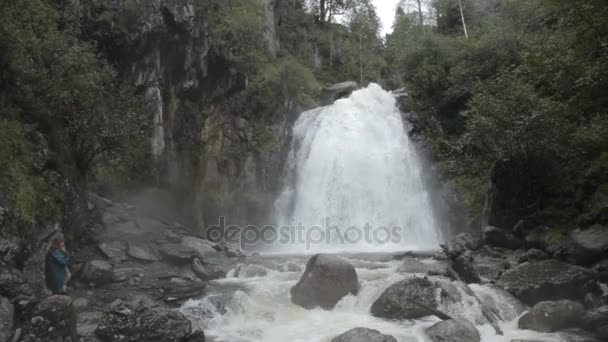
[273,83,441,253]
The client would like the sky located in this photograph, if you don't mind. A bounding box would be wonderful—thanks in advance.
[373,0,401,36]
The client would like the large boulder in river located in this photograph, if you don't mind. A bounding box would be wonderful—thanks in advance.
[497,259,599,305]
[158,243,199,264]
[425,319,480,342]
[290,254,358,310]
[80,260,114,286]
[482,225,522,249]
[370,278,446,319]
[451,246,512,283]
[441,233,481,258]
[331,327,397,342]
[95,301,192,341]
[0,297,14,342]
[518,300,585,332]
[568,225,608,263]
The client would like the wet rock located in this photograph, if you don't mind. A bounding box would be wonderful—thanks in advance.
[497,259,599,305]
[192,258,224,281]
[98,241,128,262]
[33,295,77,340]
[397,257,448,275]
[550,236,599,266]
[95,301,192,341]
[158,243,198,264]
[568,225,608,263]
[452,246,511,283]
[517,248,550,263]
[321,81,358,104]
[523,225,553,250]
[183,330,206,342]
[0,269,34,301]
[0,297,14,342]
[425,319,480,342]
[127,243,158,263]
[518,300,585,332]
[370,278,446,319]
[0,237,19,264]
[331,327,397,342]
[482,225,522,249]
[290,254,358,310]
[583,306,608,337]
[164,229,182,243]
[441,233,481,259]
[181,236,218,259]
[235,264,267,278]
[80,260,114,286]
[162,281,207,304]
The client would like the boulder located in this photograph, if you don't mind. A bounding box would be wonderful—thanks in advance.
[568,225,608,264]
[451,246,511,283]
[425,319,480,342]
[183,330,206,342]
[80,260,114,286]
[192,258,225,281]
[441,233,481,259]
[0,297,14,342]
[181,236,218,259]
[95,301,192,341]
[482,226,522,249]
[517,248,550,263]
[235,264,267,278]
[583,306,608,337]
[518,300,585,332]
[331,327,397,342]
[0,268,34,301]
[98,241,128,262]
[127,243,158,263]
[162,281,207,304]
[158,243,199,264]
[290,254,358,310]
[33,295,77,339]
[397,257,448,276]
[370,278,446,319]
[497,259,599,305]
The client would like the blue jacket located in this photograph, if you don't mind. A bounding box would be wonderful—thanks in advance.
[45,248,69,294]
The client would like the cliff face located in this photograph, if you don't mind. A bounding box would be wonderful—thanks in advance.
[86,0,292,230]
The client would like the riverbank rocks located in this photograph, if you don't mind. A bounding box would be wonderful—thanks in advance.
[370,278,445,319]
[290,254,358,310]
[518,300,585,332]
[441,233,481,258]
[235,264,267,278]
[80,260,114,286]
[158,243,199,264]
[452,246,511,283]
[0,297,13,342]
[425,319,480,342]
[397,257,449,276]
[181,236,218,259]
[569,225,608,263]
[497,259,599,305]
[127,243,158,262]
[331,327,397,342]
[482,225,522,249]
[95,301,193,341]
[98,241,128,262]
[32,295,77,340]
[192,258,224,281]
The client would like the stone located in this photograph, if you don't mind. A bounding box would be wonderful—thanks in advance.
[235,264,267,278]
[583,305,608,334]
[290,254,358,310]
[158,243,199,264]
[518,300,585,332]
[181,236,218,259]
[0,297,14,342]
[482,225,522,249]
[441,233,481,259]
[321,81,358,104]
[183,330,206,342]
[425,319,480,342]
[80,260,114,286]
[98,241,128,262]
[497,259,599,305]
[162,281,207,303]
[331,327,397,342]
[370,278,446,319]
[568,225,608,264]
[0,269,34,301]
[127,243,158,262]
[95,301,192,341]
[192,258,224,281]
[34,295,77,339]
[164,229,182,243]
[517,248,550,263]
[451,246,511,283]
[523,225,553,250]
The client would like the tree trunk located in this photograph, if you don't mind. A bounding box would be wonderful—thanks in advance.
[458,0,469,38]
[416,0,424,26]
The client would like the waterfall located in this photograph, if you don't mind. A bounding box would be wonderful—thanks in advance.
[273,83,442,253]
[148,85,165,157]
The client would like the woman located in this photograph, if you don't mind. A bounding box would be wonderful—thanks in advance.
[45,235,69,295]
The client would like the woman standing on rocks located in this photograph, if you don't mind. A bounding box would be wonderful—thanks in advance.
[45,234,70,295]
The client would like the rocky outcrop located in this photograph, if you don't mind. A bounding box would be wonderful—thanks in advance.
[99,241,128,262]
[80,260,114,286]
[451,246,512,283]
[158,243,199,264]
[95,301,193,341]
[424,319,480,342]
[440,233,481,259]
[497,259,599,305]
[31,295,77,341]
[0,297,13,342]
[482,225,522,249]
[518,300,585,333]
[331,327,397,342]
[290,254,358,310]
[370,278,449,319]
[181,236,218,260]
[127,243,159,263]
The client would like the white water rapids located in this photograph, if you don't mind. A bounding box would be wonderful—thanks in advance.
[180,84,571,342]
[274,84,440,253]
